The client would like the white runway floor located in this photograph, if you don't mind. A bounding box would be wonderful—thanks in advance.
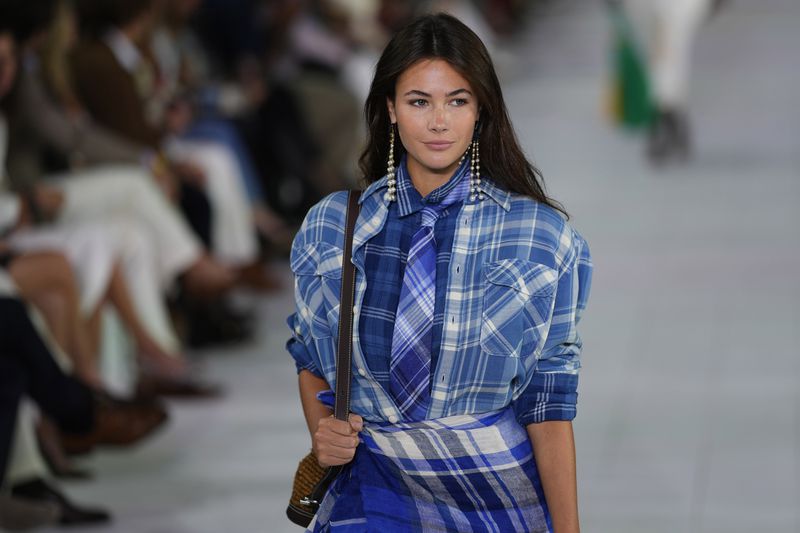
[39,1,799,532]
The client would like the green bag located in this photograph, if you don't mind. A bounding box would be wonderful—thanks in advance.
[608,4,653,128]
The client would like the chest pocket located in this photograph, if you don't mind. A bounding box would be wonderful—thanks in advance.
[291,242,344,339]
[480,259,558,357]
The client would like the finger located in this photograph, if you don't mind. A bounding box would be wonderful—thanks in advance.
[314,439,357,460]
[325,418,358,436]
[317,445,357,464]
[349,414,363,432]
[316,449,356,466]
[317,452,354,468]
[318,432,359,450]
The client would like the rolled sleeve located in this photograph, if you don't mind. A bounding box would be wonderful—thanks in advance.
[514,231,592,426]
[286,313,323,377]
[513,372,579,425]
[286,210,325,378]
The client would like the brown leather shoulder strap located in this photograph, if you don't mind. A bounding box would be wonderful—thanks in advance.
[334,191,360,421]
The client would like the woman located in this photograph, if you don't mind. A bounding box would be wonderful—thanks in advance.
[287,13,592,532]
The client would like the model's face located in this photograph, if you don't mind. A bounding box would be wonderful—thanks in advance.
[387,59,479,192]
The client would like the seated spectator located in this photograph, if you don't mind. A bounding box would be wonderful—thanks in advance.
[3,0,254,352]
[0,276,169,528]
[70,0,265,273]
[2,17,168,530]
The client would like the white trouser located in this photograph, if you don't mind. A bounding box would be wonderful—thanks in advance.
[623,0,712,108]
[8,217,180,354]
[53,165,201,288]
[9,222,115,315]
[53,165,200,353]
[166,139,258,266]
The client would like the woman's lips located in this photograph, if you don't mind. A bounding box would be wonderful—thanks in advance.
[423,141,455,151]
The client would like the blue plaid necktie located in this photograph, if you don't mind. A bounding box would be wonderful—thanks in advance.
[389,163,470,421]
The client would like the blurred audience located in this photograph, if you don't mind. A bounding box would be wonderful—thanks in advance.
[2,18,168,529]
[70,0,264,271]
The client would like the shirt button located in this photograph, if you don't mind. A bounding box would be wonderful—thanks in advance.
[357,367,366,377]
[388,415,399,424]
[353,305,358,314]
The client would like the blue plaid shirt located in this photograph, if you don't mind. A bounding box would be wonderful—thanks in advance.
[359,157,465,399]
[287,171,592,425]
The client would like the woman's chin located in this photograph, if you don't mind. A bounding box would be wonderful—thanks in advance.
[413,155,462,175]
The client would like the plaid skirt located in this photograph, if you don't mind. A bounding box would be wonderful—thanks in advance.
[307,407,552,532]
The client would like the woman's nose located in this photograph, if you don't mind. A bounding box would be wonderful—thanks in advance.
[428,107,448,132]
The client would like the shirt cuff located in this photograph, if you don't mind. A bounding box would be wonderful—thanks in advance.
[513,372,579,425]
[286,314,323,377]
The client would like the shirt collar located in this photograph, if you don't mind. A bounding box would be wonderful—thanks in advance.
[395,155,470,217]
[359,177,387,204]
[359,165,513,213]
[476,177,512,212]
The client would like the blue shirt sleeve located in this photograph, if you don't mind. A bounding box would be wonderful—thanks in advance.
[513,229,592,426]
[286,314,324,377]
[285,202,329,379]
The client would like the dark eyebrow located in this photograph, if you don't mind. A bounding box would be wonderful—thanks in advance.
[402,89,473,98]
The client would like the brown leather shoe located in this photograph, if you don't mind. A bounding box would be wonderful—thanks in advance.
[59,393,169,454]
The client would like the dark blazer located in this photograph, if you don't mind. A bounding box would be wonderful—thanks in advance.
[7,59,144,187]
[70,40,163,150]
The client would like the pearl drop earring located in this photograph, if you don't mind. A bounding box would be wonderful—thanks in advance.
[470,138,482,201]
[385,124,397,202]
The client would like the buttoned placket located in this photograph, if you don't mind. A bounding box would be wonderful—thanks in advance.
[427,201,476,418]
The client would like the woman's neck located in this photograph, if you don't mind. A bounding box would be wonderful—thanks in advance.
[406,158,460,198]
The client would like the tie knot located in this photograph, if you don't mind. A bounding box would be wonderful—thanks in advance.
[419,207,440,227]
[418,171,470,228]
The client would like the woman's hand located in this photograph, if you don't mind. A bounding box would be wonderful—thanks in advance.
[297,370,362,467]
[313,414,363,468]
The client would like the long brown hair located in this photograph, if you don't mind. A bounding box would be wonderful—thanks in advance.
[359,13,567,218]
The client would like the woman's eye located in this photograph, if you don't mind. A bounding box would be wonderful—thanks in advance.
[451,98,469,106]
[410,99,428,107]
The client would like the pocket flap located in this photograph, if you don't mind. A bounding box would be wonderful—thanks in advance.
[484,259,558,297]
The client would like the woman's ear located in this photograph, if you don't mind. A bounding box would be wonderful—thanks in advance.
[386,97,397,124]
